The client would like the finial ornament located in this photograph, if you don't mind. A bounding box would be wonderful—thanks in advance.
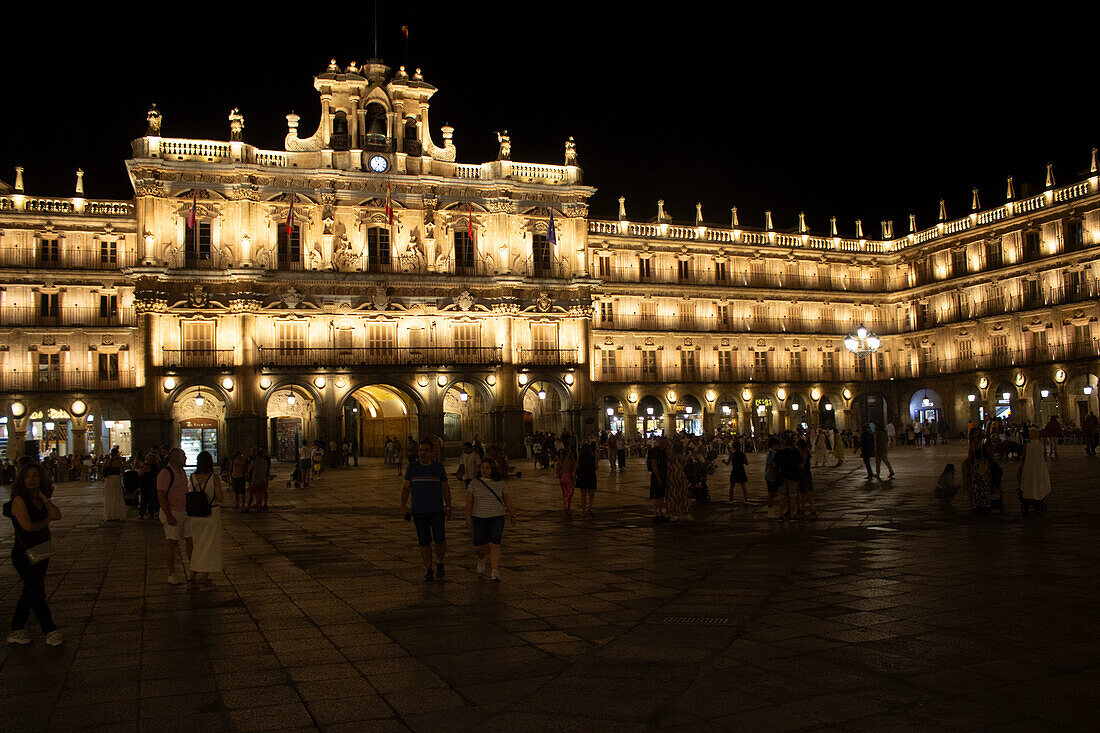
[1091,148,1098,174]
[938,199,947,222]
[657,199,666,222]
[1045,162,1055,188]
[764,210,773,231]
[798,212,807,233]
[564,136,577,166]
[618,196,627,220]
[495,130,511,160]
[880,220,888,239]
[75,169,84,196]
[731,207,739,228]
[971,187,980,211]
[829,216,838,236]
[1006,176,1015,201]
[695,202,703,226]
[146,104,162,136]
[14,166,24,193]
[228,108,244,142]
[855,219,864,238]
[909,213,917,233]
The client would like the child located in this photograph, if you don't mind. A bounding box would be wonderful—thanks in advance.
[934,464,958,506]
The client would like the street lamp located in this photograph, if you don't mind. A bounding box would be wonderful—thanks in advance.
[844,323,881,428]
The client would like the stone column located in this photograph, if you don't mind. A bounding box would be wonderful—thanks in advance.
[71,425,88,456]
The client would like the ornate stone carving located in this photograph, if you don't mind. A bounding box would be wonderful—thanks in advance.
[564,136,577,166]
[369,284,390,311]
[563,202,588,218]
[134,181,166,198]
[487,199,515,214]
[228,107,244,141]
[146,104,162,135]
[188,285,208,307]
[453,290,476,312]
[536,292,553,312]
[101,335,115,346]
[42,335,56,346]
[281,287,303,309]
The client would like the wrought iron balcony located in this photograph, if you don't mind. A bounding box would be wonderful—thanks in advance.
[161,349,236,368]
[257,346,503,368]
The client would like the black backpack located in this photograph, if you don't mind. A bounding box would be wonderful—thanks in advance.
[186,472,213,517]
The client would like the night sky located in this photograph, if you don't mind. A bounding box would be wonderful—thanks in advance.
[2,4,1093,235]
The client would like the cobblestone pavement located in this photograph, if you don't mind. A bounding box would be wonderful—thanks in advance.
[2,444,1099,731]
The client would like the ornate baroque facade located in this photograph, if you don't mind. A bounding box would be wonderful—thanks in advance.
[2,59,1099,461]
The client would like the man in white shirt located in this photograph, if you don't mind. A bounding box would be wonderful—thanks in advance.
[885,421,897,447]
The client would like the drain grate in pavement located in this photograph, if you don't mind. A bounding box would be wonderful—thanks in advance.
[661,616,730,625]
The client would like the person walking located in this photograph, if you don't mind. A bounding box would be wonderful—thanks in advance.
[246,447,271,512]
[962,430,995,514]
[773,434,803,520]
[724,441,749,503]
[555,447,577,518]
[812,429,828,467]
[796,438,816,517]
[187,451,224,589]
[1082,413,1098,457]
[102,446,126,521]
[137,451,161,520]
[874,424,895,479]
[465,458,517,581]
[665,444,692,521]
[647,438,670,523]
[401,442,452,581]
[830,428,845,466]
[157,447,194,585]
[615,431,627,471]
[4,463,63,646]
[1017,429,1051,515]
[860,425,876,479]
[885,420,897,447]
[606,432,618,473]
[575,441,598,516]
[229,451,247,511]
[1042,416,1063,458]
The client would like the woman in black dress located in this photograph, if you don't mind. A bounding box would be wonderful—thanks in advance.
[575,441,598,517]
[724,441,749,503]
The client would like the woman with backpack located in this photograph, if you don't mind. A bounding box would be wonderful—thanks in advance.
[187,451,224,589]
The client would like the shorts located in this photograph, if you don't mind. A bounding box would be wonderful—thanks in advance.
[412,511,446,546]
[649,476,666,499]
[232,477,246,495]
[159,509,193,541]
[779,479,798,499]
[249,481,267,496]
[471,515,505,546]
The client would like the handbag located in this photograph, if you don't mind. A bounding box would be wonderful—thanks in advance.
[24,539,55,565]
[186,474,213,518]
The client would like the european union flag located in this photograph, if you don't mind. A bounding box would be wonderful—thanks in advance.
[547,209,557,245]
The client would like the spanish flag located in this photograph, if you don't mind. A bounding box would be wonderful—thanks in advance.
[401,25,409,38]
[285,195,294,235]
[187,189,197,229]
[385,183,393,225]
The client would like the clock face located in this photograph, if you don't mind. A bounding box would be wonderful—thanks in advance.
[368,155,388,173]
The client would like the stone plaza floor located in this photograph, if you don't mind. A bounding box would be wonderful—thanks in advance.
[2,443,1099,731]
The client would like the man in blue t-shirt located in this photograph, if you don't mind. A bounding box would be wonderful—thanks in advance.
[401,442,453,581]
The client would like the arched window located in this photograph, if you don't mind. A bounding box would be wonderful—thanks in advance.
[365,103,387,149]
[403,117,420,155]
[331,111,349,150]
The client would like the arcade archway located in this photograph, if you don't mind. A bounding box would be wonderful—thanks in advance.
[444,381,489,444]
[636,395,664,437]
[522,380,565,435]
[346,384,418,456]
[601,395,625,434]
[267,386,317,462]
[170,386,227,466]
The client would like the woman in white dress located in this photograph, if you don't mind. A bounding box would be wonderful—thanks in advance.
[1017,429,1051,515]
[102,447,126,521]
[187,451,224,589]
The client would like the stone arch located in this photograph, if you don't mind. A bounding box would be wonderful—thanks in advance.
[518,375,573,411]
[816,392,841,430]
[520,378,567,435]
[851,390,889,429]
[600,394,626,433]
[672,393,703,435]
[169,385,229,465]
[784,391,810,432]
[906,387,945,424]
[264,384,319,462]
[1065,372,1099,425]
[343,383,421,457]
[636,394,664,437]
[442,380,491,444]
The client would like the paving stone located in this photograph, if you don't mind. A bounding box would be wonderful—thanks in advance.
[3,448,1100,729]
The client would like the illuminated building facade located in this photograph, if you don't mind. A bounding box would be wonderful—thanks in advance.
[2,59,1099,460]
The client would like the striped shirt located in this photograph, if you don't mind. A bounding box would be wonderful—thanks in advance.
[467,477,507,518]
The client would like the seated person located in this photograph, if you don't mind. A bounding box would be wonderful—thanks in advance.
[934,463,958,506]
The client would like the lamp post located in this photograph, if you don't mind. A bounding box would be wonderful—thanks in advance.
[844,324,881,429]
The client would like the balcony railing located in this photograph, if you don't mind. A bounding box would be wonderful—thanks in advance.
[0,306,136,327]
[0,247,139,271]
[595,314,854,335]
[517,348,580,366]
[599,265,886,292]
[0,371,137,391]
[161,349,236,368]
[257,346,503,368]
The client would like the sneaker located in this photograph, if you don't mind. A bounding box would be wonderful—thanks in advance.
[476,560,487,576]
[436,563,446,579]
[44,631,63,647]
[490,569,501,582]
[423,567,434,582]
[6,629,31,645]
[167,574,185,585]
